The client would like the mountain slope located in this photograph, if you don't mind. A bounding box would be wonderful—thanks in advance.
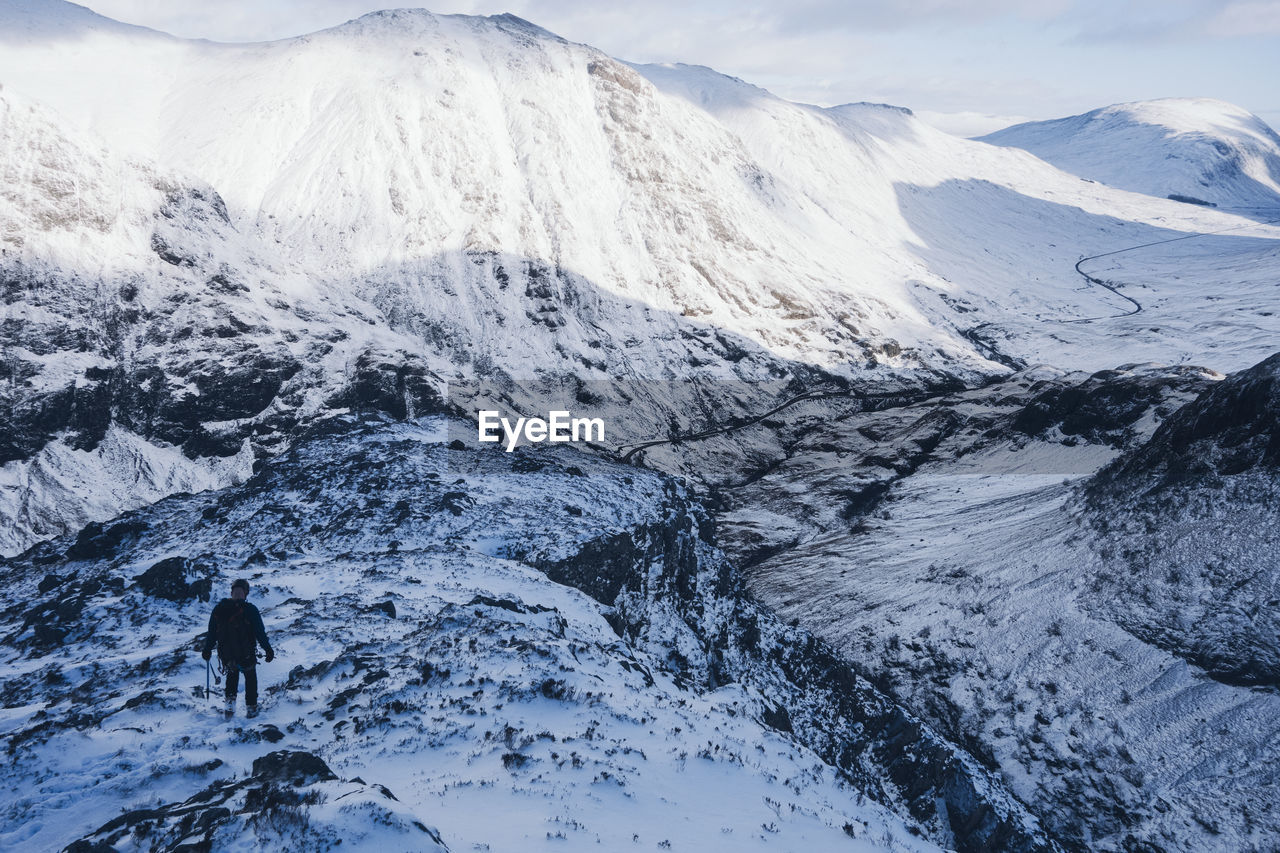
[0,6,963,374]
[2,2,1277,385]
[708,357,1280,851]
[1085,352,1280,687]
[980,98,1280,212]
[0,85,452,555]
[0,415,1059,852]
[4,5,1280,557]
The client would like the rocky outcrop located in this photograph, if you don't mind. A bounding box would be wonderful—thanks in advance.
[3,415,1055,852]
[133,556,214,603]
[1091,352,1280,486]
[1013,365,1213,448]
[1084,352,1280,688]
[63,750,447,853]
[539,480,1058,853]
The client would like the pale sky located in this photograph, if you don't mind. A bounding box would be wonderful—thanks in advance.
[80,0,1280,136]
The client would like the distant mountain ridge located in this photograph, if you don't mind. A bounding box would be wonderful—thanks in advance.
[3,2,1280,557]
[981,98,1280,211]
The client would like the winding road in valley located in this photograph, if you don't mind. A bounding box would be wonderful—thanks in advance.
[1064,209,1280,323]
[615,209,1280,460]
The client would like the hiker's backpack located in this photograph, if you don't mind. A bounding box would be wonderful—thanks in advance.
[215,599,255,661]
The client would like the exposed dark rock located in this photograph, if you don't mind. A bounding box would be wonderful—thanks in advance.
[251,750,337,785]
[0,373,115,462]
[326,350,444,420]
[1167,194,1216,207]
[0,342,301,468]
[66,519,149,562]
[369,600,396,618]
[467,594,550,615]
[1092,352,1280,486]
[760,703,792,733]
[133,556,212,602]
[258,725,285,743]
[62,749,439,852]
[438,491,474,516]
[1015,367,1211,448]
[150,232,194,267]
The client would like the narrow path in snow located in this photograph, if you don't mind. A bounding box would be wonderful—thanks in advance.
[1064,210,1280,324]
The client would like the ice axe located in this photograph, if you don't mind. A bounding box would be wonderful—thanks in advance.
[204,656,221,702]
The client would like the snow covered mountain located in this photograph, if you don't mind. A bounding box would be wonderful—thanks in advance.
[708,354,1280,851]
[3,2,1280,852]
[5,2,1279,558]
[981,99,1280,212]
[1,414,1056,852]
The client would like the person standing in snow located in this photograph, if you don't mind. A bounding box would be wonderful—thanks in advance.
[202,578,274,718]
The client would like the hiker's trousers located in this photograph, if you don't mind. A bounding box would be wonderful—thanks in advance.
[223,657,258,706]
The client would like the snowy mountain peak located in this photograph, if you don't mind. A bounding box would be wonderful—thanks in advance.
[829,101,914,116]
[1098,97,1279,142]
[0,0,172,41]
[318,7,568,44]
[981,97,1280,210]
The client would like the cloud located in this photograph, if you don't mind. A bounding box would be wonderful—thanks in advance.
[1205,0,1280,36]
[762,0,1075,35]
[1064,0,1280,43]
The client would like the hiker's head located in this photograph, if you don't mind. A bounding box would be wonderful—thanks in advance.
[231,578,250,600]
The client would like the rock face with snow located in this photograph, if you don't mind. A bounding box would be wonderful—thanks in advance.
[3,3,1280,560]
[1,415,1055,852]
[981,99,1280,211]
[706,358,1280,852]
[64,750,450,852]
[1084,353,1280,687]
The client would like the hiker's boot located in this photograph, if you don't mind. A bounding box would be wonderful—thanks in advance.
[224,700,235,720]
[246,704,259,719]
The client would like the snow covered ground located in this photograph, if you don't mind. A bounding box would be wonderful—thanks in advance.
[718,361,1280,851]
[1,415,1048,852]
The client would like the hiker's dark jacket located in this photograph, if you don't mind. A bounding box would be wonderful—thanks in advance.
[203,598,272,663]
